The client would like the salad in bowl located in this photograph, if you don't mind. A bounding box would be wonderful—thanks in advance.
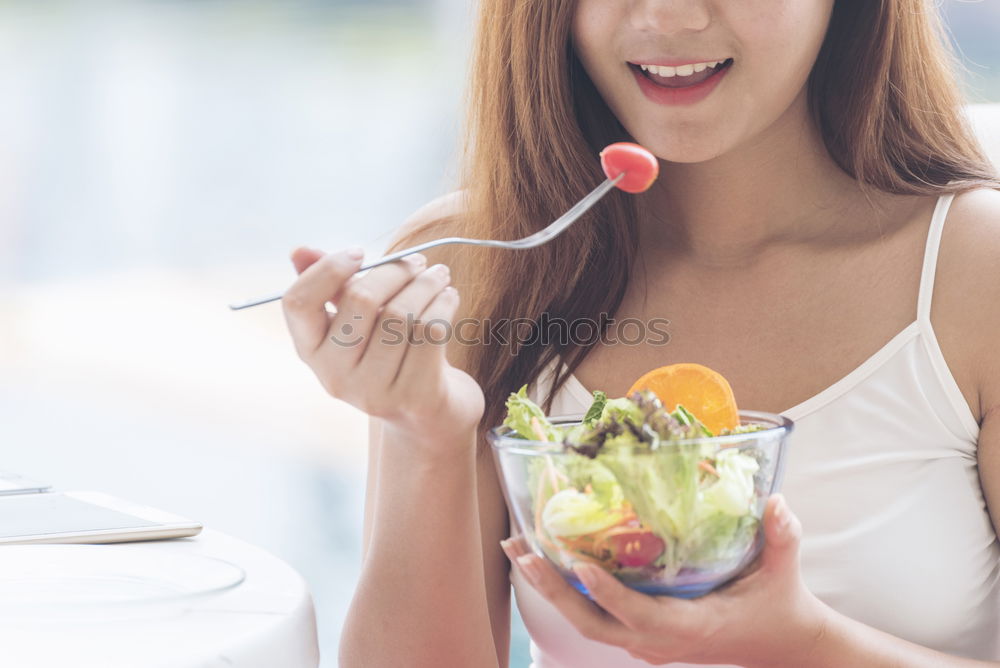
[488,363,793,598]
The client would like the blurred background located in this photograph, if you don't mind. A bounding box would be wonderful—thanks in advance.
[0,1,997,666]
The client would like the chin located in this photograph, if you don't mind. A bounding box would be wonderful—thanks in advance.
[630,131,730,165]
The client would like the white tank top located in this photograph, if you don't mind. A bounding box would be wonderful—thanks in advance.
[514,193,1000,666]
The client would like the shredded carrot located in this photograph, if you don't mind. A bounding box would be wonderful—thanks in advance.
[698,460,720,477]
[527,416,568,495]
[553,537,615,570]
[556,534,596,551]
[533,463,563,556]
[529,416,548,442]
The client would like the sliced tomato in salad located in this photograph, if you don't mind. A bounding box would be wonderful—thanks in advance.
[605,529,666,568]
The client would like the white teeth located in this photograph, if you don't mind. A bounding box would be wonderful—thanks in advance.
[639,59,725,78]
[641,64,675,77]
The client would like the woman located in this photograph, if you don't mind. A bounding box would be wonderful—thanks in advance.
[284,1,1000,666]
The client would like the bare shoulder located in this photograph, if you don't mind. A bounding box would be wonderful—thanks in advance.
[389,190,468,249]
[934,187,1000,422]
[943,188,1000,274]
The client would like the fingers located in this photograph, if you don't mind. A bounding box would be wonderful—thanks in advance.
[354,262,452,385]
[508,553,633,647]
[283,248,365,356]
[392,282,460,389]
[572,563,686,634]
[328,254,428,363]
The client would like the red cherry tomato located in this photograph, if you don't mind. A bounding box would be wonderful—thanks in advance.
[606,529,666,568]
[599,142,659,193]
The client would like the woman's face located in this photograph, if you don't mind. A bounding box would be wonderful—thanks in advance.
[571,0,835,163]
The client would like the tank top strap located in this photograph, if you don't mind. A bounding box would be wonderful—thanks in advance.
[916,192,957,325]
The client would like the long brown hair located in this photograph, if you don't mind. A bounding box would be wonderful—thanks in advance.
[391,0,999,448]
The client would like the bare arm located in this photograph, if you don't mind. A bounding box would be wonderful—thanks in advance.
[341,193,512,668]
[343,424,508,667]
[352,418,510,666]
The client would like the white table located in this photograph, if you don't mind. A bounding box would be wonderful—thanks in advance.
[0,529,320,668]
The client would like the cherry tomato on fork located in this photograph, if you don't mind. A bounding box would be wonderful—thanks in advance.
[600,142,659,193]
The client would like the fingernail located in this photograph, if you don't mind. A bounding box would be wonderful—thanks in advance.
[501,534,524,552]
[574,564,598,591]
[430,263,450,277]
[516,555,541,585]
[500,538,513,555]
[406,253,427,266]
[345,246,364,260]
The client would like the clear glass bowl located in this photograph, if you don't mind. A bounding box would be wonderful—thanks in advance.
[489,410,793,599]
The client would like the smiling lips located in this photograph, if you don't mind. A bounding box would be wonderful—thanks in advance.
[629,58,733,106]
[631,58,733,88]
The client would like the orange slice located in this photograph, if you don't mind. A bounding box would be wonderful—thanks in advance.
[626,363,739,435]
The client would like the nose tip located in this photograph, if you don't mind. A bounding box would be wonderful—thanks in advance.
[631,0,712,34]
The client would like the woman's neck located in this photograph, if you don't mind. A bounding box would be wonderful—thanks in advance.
[638,92,869,267]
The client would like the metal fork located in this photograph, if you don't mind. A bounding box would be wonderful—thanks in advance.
[228,172,624,310]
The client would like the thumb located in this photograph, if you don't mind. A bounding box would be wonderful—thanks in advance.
[760,493,802,575]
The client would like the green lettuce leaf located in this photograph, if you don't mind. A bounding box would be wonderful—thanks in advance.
[541,488,623,537]
[595,440,760,572]
[582,390,608,426]
[701,449,760,516]
[559,454,625,509]
[503,385,561,441]
[683,511,759,566]
[599,397,646,429]
[672,404,713,438]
